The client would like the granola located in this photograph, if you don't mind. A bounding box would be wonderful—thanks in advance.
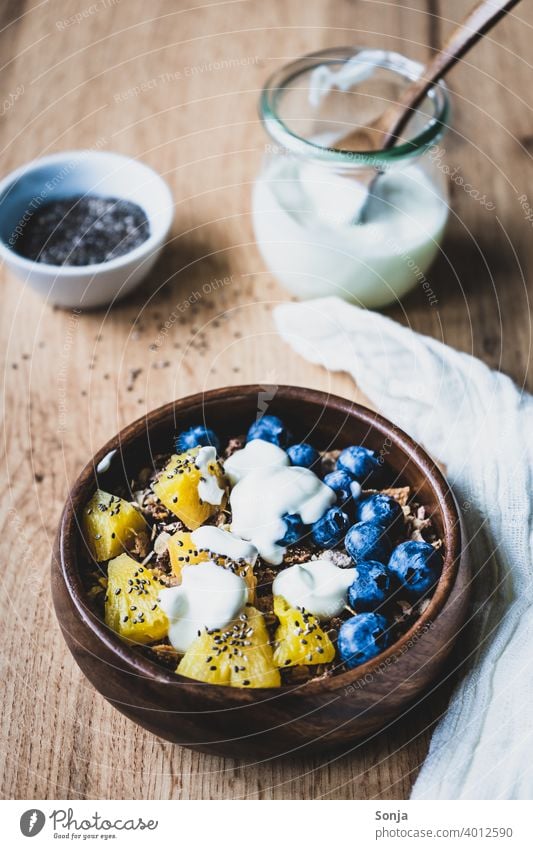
[82,420,444,688]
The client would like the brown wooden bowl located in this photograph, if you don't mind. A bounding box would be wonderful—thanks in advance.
[52,385,469,759]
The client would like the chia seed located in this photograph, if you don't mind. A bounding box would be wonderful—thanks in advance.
[13,195,150,266]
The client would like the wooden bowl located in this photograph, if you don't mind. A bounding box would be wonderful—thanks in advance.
[52,385,469,759]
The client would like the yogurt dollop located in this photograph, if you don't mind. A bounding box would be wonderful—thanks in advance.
[273,559,356,619]
[191,525,258,564]
[195,445,225,505]
[224,438,289,486]
[230,465,336,564]
[159,561,247,652]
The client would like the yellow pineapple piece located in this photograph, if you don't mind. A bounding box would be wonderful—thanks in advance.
[167,530,209,574]
[273,596,335,668]
[167,530,256,602]
[177,606,280,688]
[105,553,168,644]
[226,560,256,604]
[83,489,146,562]
[152,447,227,530]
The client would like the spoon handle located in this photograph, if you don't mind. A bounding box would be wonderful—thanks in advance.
[378,0,522,149]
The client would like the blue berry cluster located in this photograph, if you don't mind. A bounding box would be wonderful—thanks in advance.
[338,535,443,668]
[325,447,443,669]
[276,507,352,550]
[175,424,221,453]
[337,445,383,486]
[348,560,392,613]
[388,541,442,599]
[287,442,320,469]
[277,513,306,546]
[246,414,291,448]
[356,493,403,533]
[338,613,391,669]
[323,470,361,514]
[345,519,393,564]
[312,507,350,547]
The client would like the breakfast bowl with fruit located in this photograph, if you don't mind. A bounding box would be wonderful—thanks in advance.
[52,385,469,758]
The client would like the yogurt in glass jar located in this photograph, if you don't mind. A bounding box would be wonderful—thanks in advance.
[252,48,450,308]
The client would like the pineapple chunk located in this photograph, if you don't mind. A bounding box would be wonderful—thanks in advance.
[167,529,256,602]
[105,553,168,643]
[273,596,335,668]
[167,530,209,574]
[153,447,227,530]
[83,489,146,561]
[177,606,280,688]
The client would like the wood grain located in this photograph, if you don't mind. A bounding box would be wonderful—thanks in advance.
[0,0,531,799]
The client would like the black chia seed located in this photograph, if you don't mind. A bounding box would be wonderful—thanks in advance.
[13,194,150,266]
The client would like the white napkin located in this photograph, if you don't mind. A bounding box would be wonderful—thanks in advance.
[274,296,533,800]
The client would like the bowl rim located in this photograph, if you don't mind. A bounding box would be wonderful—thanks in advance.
[55,384,462,698]
[0,149,174,276]
[260,46,450,166]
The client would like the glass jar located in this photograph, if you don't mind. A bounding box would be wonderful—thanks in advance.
[252,47,450,308]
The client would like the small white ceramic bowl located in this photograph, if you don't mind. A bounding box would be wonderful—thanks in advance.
[0,150,174,309]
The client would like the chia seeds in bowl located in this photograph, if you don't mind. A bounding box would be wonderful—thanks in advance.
[0,150,173,308]
[13,195,150,266]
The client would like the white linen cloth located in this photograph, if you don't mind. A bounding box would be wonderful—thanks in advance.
[274,296,533,800]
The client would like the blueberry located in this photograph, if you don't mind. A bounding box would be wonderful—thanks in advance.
[388,540,443,600]
[348,561,392,613]
[246,414,290,448]
[345,521,392,564]
[287,442,320,469]
[337,445,383,484]
[324,471,356,510]
[277,513,306,545]
[356,494,403,535]
[175,424,220,454]
[311,506,350,548]
[338,613,391,669]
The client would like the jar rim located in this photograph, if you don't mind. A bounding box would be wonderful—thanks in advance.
[259,47,450,167]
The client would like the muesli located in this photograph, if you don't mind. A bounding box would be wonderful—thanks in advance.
[82,415,443,688]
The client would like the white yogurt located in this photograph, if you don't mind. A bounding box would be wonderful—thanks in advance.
[195,446,225,505]
[230,465,335,564]
[273,559,356,619]
[96,449,117,474]
[252,155,448,308]
[224,438,289,486]
[191,525,258,564]
[158,561,247,653]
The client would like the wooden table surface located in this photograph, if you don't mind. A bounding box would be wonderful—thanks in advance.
[1,0,532,800]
